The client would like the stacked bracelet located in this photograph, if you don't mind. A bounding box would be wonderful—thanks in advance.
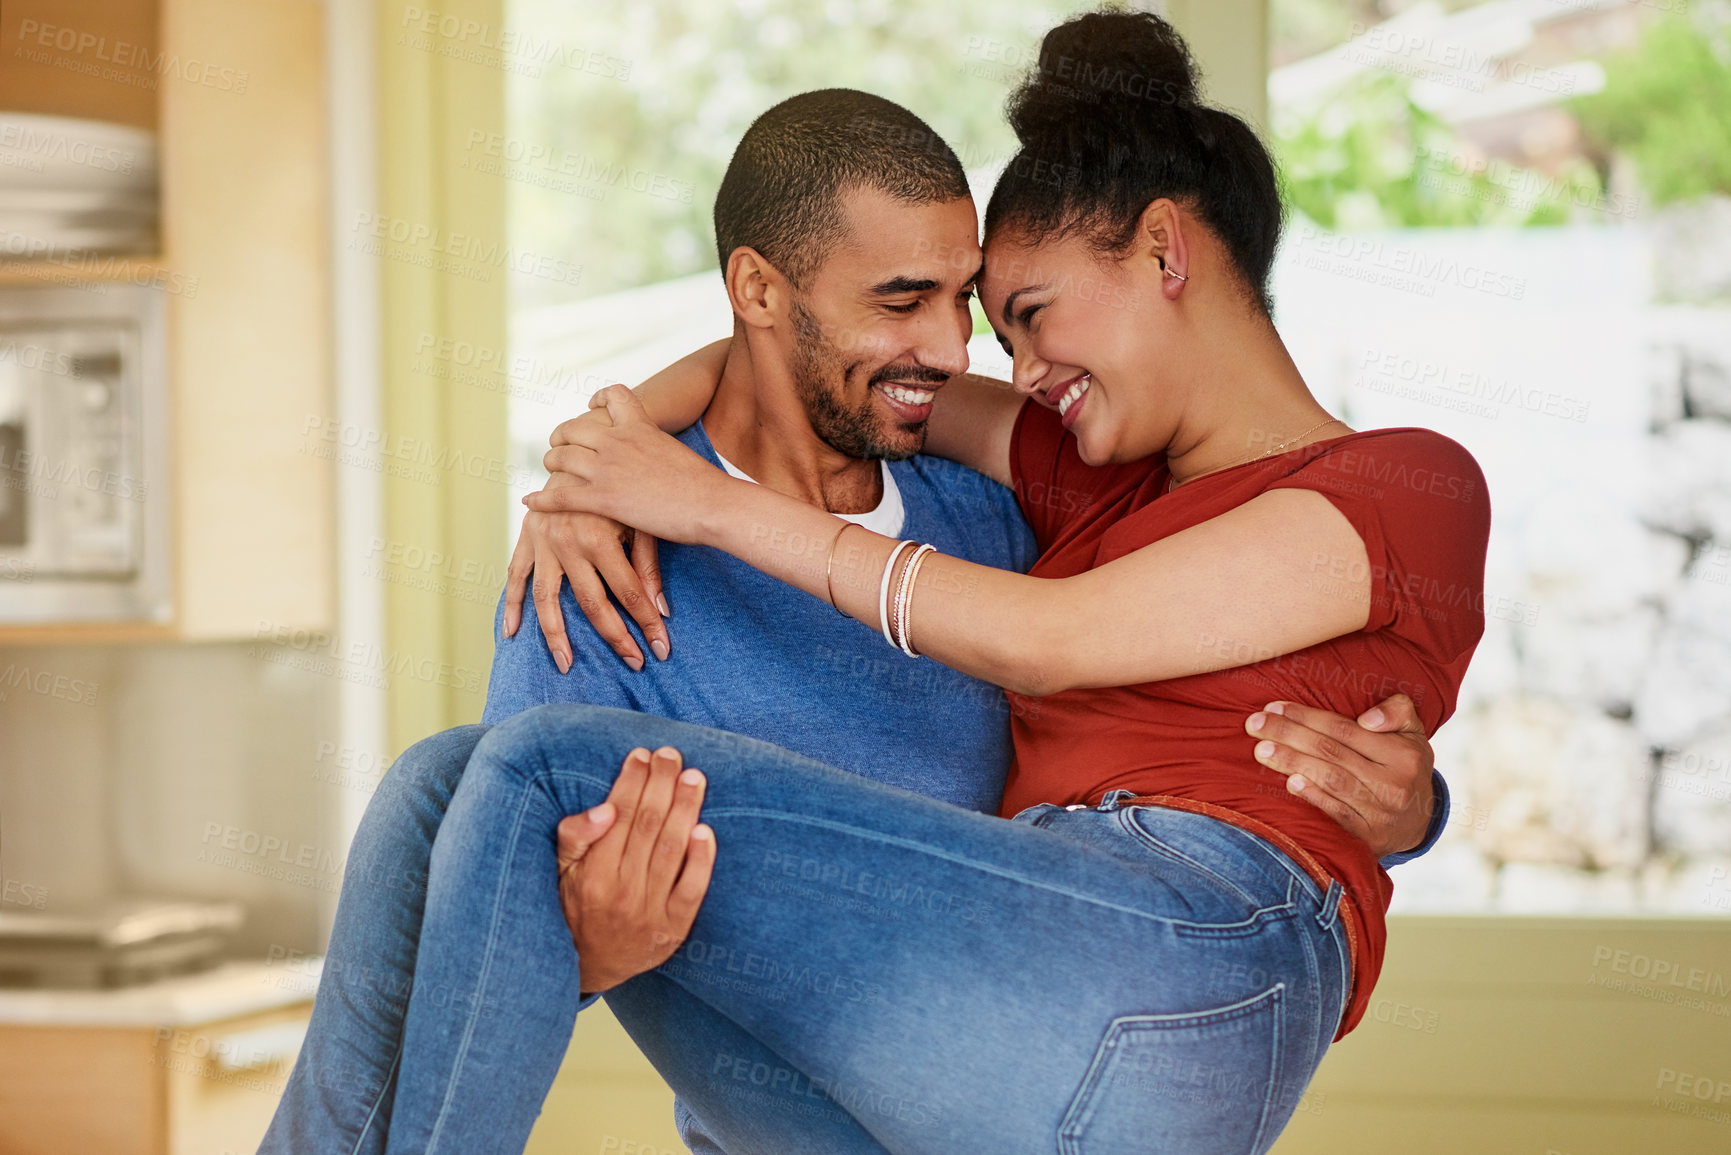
[892,544,937,657]
[877,540,917,647]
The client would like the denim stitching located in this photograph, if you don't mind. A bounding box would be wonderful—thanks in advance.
[1111,807,1265,906]
[1056,984,1287,1155]
[348,1044,403,1155]
[421,722,552,1152]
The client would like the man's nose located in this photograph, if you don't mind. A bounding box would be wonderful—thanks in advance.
[910,305,972,379]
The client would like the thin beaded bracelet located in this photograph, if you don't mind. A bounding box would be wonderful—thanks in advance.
[877,540,917,647]
[892,544,937,657]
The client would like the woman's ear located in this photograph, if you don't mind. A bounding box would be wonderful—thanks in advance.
[724,247,787,330]
[1136,199,1189,300]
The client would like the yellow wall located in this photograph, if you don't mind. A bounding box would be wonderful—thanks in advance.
[1274,917,1731,1155]
[375,0,509,750]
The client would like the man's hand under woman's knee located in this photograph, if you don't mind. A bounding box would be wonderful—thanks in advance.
[556,746,716,995]
[1243,693,1436,858]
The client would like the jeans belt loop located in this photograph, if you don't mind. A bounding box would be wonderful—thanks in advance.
[1096,789,1137,812]
[1314,878,1345,932]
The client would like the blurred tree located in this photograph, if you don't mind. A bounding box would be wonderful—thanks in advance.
[506,0,1098,308]
[1573,13,1731,206]
[1273,72,1602,230]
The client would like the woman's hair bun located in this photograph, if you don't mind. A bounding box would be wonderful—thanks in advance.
[1009,8,1199,144]
[986,6,1284,316]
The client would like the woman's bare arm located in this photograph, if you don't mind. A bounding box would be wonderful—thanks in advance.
[920,372,1024,487]
[539,387,1375,697]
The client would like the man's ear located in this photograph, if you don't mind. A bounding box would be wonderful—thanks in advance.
[1135,199,1189,297]
[724,247,789,331]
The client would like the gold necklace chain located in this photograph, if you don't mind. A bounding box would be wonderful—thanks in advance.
[1167,417,1343,493]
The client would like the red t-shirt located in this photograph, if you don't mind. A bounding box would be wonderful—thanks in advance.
[1003,401,1490,1037]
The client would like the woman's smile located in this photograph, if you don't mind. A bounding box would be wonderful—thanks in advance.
[1054,373,1092,429]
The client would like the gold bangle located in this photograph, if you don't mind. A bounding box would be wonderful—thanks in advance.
[824,522,859,616]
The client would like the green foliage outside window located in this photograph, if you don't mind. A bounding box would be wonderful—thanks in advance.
[507,0,1097,307]
[1271,72,1602,231]
[1572,15,1731,206]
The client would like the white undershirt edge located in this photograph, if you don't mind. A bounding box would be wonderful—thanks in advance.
[710,444,906,539]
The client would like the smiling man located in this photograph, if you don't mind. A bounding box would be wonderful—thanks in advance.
[265,89,1449,1155]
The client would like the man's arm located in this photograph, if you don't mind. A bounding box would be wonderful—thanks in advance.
[1244,693,1447,863]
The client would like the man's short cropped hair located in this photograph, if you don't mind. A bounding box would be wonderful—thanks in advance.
[712,89,970,287]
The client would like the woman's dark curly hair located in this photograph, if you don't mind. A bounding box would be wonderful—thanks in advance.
[984,7,1284,315]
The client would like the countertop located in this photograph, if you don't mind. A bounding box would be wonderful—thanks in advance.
[0,959,320,1028]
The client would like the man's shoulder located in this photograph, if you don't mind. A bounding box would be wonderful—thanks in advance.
[893,453,1035,571]
[894,452,1019,509]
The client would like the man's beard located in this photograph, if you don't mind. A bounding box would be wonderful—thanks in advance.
[788,297,940,462]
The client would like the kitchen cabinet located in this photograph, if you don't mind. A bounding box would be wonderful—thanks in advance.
[0,962,314,1155]
[0,0,333,641]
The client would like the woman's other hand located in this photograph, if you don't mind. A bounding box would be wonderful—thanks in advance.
[503,460,670,674]
[525,385,726,544]
[556,746,716,996]
[1245,693,1436,858]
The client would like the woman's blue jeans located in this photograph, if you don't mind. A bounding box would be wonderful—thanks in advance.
[263,704,1349,1154]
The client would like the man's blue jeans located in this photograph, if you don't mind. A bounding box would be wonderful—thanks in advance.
[264,704,1349,1154]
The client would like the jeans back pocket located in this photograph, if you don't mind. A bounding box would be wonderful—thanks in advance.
[1058,985,1285,1155]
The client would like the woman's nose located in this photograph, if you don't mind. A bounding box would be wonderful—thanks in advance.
[1011,349,1047,395]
